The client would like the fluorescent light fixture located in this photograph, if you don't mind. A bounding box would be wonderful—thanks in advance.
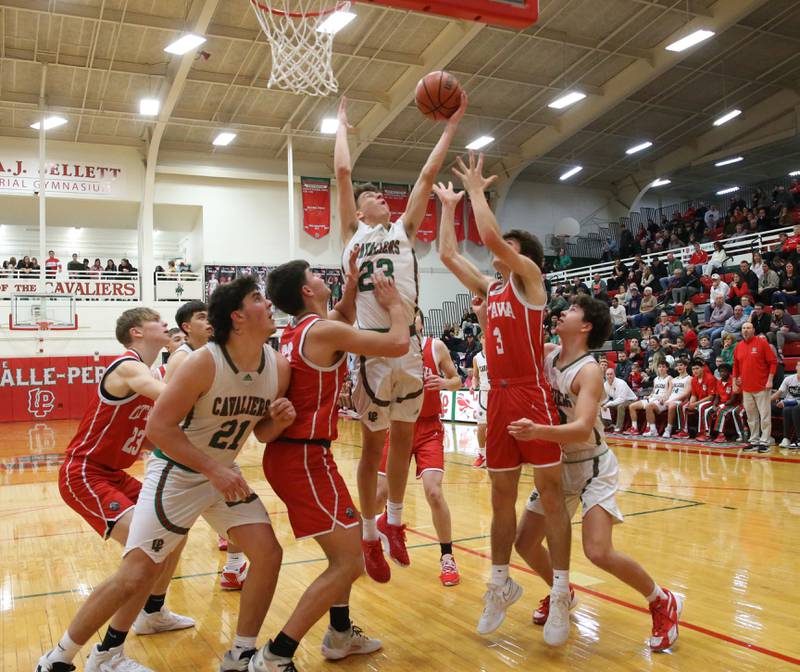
[716,186,740,195]
[651,178,671,187]
[212,132,237,146]
[715,156,743,167]
[30,116,67,130]
[559,166,583,181]
[139,98,160,116]
[789,170,800,177]
[665,29,715,52]
[320,118,339,134]
[164,34,206,55]
[548,91,586,110]
[713,109,741,126]
[626,141,653,155]
[316,10,356,34]
[466,136,494,150]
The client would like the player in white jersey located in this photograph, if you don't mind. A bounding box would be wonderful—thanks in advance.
[662,360,692,439]
[471,334,489,468]
[335,93,467,582]
[626,361,672,436]
[508,295,683,652]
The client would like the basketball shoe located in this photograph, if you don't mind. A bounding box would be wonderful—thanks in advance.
[220,561,249,590]
[361,538,390,583]
[376,513,410,567]
[220,648,256,672]
[543,590,572,646]
[320,624,382,660]
[35,654,75,672]
[649,589,683,651]
[248,642,296,672]
[439,554,460,586]
[132,606,195,635]
[673,431,690,439]
[695,433,710,442]
[532,587,578,625]
[472,454,486,468]
[477,578,523,635]
[624,426,640,436]
[85,644,153,672]
[712,433,727,443]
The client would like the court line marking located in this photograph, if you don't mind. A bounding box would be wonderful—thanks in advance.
[405,526,800,667]
[608,438,800,464]
[626,483,800,495]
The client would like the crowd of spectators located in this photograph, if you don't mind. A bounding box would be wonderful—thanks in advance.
[440,308,483,380]
[0,251,194,279]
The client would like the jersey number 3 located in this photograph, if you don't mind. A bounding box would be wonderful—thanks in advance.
[493,326,505,355]
[210,420,251,451]
[358,258,394,292]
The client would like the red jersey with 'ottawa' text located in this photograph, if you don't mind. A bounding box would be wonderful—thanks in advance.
[717,378,735,404]
[64,350,154,471]
[279,314,348,442]
[419,336,442,418]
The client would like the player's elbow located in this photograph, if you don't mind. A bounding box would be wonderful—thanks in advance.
[335,164,351,180]
[145,414,166,445]
[388,336,410,358]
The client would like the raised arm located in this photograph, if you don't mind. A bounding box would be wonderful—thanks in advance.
[329,244,359,324]
[434,181,492,297]
[106,360,165,402]
[335,97,358,244]
[403,92,467,239]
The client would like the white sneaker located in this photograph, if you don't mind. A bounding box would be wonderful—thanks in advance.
[543,590,571,646]
[35,652,75,672]
[247,643,295,672]
[220,648,257,672]
[477,578,523,635]
[642,429,657,437]
[780,437,792,448]
[662,428,672,439]
[85,645,153,672]
[321,624,382,660]
[132,607,195,635]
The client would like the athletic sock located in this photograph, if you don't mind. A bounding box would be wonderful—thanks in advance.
[552,569,570,594]
[98,626,127,652]
[143,593,165,614]
[649,423,657,432]
[490,564,509,586]
[646,585,668,603]
[329,604,351,633]
[224,552,246,572]
[386,500,403,526]
[631,421,638,430]
[440,542,453,557]
[269,631,299,659]
[665,424,672,432]
[232,634,257,656]
[362,516,378,541]
[48,632,81,664]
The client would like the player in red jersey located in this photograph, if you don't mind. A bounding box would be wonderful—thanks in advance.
[437,153,571,645]
[673,359,717,439]
[250,258,408,671]
[375,311,463,586]
[42,308,193,672]
[711,363,746,442]
[153,328,185,380]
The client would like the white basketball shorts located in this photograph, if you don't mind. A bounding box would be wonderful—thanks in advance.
[475,390,489,424]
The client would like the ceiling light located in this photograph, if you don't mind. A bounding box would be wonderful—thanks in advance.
[559,166,583,181]
[30,116,67,131]
[716,186,739,195]
[320,118,339,134]
[466,136,494,150]
[651,178,671,187]
[626,141,653,155]
[548,91,586,110]
[317,11,356,34]
[715,156,743,167]
[713,109,741,126]
[212,132,236,146]
[139,98,160,116]
[164,34,206,55]
[665,29,715,52]
[789,170,800,177]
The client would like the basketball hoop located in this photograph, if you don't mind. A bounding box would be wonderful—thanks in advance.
[250,0,351,96]
[36,321,52,355]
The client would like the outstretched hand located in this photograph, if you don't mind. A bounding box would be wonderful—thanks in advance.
[453,151,498,194]
[373,270,401,310]
[337,97,352,129]
[432,181,464,209]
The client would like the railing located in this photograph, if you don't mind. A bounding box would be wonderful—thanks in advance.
[154,271,204,301]
[0,268,141,300]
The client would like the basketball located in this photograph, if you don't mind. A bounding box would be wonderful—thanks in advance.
[415,70,463,121]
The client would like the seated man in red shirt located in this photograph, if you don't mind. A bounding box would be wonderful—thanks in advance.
[689,243,708,268]
[709,364,746,443]
[674,360,716,439]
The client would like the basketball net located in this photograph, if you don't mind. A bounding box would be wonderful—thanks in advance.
[250,0,350,96]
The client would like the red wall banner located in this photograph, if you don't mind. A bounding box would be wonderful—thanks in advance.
[381,183,409,222]
[454,196,466,242]
[417,192,438,243]
[301,176,331,239]
[466,193,490,246]
[0,356,118,422]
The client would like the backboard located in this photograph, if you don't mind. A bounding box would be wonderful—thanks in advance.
[9,293,78,331]
[362,0,539,29]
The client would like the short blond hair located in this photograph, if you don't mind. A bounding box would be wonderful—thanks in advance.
[116,307,160,346]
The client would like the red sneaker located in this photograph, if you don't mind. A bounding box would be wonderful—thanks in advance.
[649,589,683,651]
[377,513,410,567]
[673,431,690,439]
[695,433,710,442]
[624,427,640,436]
[220,561,248,590]
[712,434,727,443]
[532,586,578,625]
[472,454,486,468]
[361,538,391,583]
[217,535,228,551]
[439,554,460,587]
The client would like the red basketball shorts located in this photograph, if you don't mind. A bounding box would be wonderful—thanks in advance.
[263,440,360,540]
[487,384,561,470]
[378,415,445,478]
[58,458,141,538]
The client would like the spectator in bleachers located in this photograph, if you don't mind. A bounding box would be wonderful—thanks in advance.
[30,257,40,274]
[104,259,117,275]
[704,205,720,229]
[704,241,729,276]
[740,295,754,316]
[619,223,636,258]
[463,333,481,369]
[773,261,800,306]
[44,250,61,278]
[603,368,637,433]
[766,302,800,360]
[629,361,646,393]
[640,265,659,294]
[632,287,657,327]
[720,334,736,367]
[654,311,679,341]
[609,296,626,333]
[734,321,777,452]
[681,321,698,350]
[704,274,730,322]
[643,336,668,375]
[624,284,641,319]
[118,258,136,276]
[699,295,733,342]
[67,253,85,276]
[651,256,668,286]
[712,305,747,354]
[615,350,632,380]
[628,339,644,366]
[689,242,709,267]
[749,302,771,337]
[693,335,714,368]
[757,261,780,303]
[607,260,628,291]
[591,273,609,303]
[727,272,753,307]
[548,287,569,316]
[554,247,572,270]
[665,268,687,307]
[16,255,32,274]
[772,360,800,448]
[90,258,102,278]
[739,260,759,294]
[668,336,690,362]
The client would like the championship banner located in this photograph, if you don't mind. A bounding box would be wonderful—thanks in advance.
[301,177,331,239]
[466,193,490,246]
[381,183,409,221]
[417,192,437,243]
[454,196,466,242]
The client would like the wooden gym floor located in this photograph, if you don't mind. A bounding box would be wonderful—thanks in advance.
[1,418,798,671]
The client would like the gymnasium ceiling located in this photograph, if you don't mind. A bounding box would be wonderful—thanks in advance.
[1,0,799,204]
